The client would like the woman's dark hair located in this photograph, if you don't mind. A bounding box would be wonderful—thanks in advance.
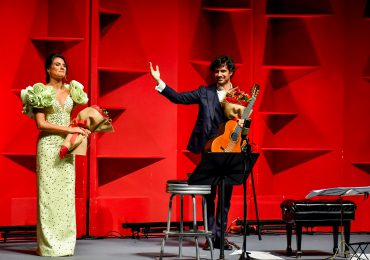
[210,55,236,74]
[44,53,68,83]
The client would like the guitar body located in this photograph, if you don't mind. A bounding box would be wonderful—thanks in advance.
[204,120,242,152]
[204,83,260,153]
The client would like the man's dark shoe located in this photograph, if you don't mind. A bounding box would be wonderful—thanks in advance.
[214,238,233,250]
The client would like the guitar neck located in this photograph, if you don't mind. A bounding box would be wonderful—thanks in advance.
[233,96,256,135]
[241,96,256,120]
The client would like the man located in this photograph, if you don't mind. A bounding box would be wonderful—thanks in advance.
[149,55,236,250]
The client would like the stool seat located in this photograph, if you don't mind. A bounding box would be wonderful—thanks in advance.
[166,180,211,194]
[159,180,214,260]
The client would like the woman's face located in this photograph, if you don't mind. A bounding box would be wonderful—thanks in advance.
[48,57,67,80]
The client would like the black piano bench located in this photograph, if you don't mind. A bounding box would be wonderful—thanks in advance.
[280,199,356,258]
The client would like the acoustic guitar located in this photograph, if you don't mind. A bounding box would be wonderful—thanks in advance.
[204,84,260,152]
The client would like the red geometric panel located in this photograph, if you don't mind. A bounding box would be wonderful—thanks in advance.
[262,113,298,134]
[201,0,251,9]
[97,157,165,186]
[99,9,121,37]
[2,120,39,155]
[259,82,298,113]
[266,67,319,89]
[190,11,242,64]
[98,68,147,97]
[189,60,242,85]
[31,37,84,57]
[3,154,36,173]
[182,150,201,166]
[263,18,320,66]
[262,148,331,174]
[362,57,370,83]
[266,0,333,17]
[94,108,125,141]
[100,108,125,122]
[352,163,370,174]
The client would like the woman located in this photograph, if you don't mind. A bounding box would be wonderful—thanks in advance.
[21,53,89,256]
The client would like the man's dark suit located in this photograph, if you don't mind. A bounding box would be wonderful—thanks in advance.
[160,84,233,242]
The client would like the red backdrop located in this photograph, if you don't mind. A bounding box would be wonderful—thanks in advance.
[0,0,369,237]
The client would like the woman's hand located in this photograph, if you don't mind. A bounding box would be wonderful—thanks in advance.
[70,127,91,137]
[149,62,161,84]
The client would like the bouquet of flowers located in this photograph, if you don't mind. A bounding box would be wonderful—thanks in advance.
[221,87,252,119]
[59,105,114,158]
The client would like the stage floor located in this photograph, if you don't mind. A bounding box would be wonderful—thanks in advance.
[1,233,370,259]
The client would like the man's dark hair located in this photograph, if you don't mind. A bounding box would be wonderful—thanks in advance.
[44,53,68,83]
[210,55,236,73]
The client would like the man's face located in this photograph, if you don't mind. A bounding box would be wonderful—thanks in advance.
[214,64,233,86]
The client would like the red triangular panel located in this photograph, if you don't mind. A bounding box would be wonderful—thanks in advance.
[362,57,370,82]
[101,108,125,122]
[98,69,147,96]
[262,149,331,174]
[268,67,319,89]
[31,37,83,58]
[263,18,320,66]
[266,0,333,15]
[190,11,242,66]
[97,157,164,186]
[366,0,370,18]
[189,60,213,84]
[352,163,370,174]
[190,60,242,85]
[263,113,298,134]
[3,120,38,155]
[3,154,36,172]
[259,82,298,113]
[99,9,121,36]
[182,150,201,165]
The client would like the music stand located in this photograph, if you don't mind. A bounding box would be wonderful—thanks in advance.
[188,152,259,260]
[306,186,370,199]
[306,186,370,259]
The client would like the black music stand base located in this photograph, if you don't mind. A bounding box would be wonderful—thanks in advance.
[189,152,259,260]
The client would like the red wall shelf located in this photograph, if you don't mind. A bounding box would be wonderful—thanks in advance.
[261,148,332,174]
[352,163,370,174]
[202,7,251,12]
[265,0,333,16]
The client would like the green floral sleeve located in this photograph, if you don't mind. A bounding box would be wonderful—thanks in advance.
[68,80,89,105]
[20,83,56,118]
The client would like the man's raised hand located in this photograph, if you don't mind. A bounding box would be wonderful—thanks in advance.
[149,62,161,84]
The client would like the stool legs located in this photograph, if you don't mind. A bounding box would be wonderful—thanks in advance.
[160,194,176,259]
[179,194,184,258]
[192,195,199,260]
[160,193,213,260]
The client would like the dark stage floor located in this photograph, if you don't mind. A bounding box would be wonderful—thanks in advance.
[1,233,370,259]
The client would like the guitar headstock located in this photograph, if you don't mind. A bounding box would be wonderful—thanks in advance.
[250,83,260,98]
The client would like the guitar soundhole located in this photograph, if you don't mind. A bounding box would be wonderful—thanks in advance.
[231,132,239,142]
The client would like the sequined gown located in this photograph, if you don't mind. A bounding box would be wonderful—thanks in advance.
[36,94,76,256]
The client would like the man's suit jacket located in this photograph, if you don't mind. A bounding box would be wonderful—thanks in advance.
[160,84,228,154]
